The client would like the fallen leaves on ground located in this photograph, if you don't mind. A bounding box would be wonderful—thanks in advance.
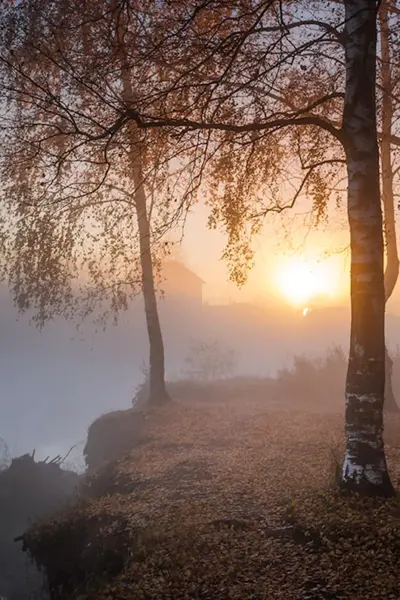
[28,396,400,599]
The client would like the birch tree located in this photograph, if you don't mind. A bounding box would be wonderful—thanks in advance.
[116,0,394,495]
[1,0,399,494]
[339,0,390,494]
[0,0,195,405]
[112,1,170,405]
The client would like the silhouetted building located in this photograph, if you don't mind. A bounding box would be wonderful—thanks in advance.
[160,261,205,309]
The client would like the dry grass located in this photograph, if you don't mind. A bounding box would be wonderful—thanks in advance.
[26,393,400,600]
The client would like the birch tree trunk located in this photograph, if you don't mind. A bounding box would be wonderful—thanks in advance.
[115,4,170,407]
[124,118,170,407]
[341,0,394,496]
[380,0,399,412]
[134,168,170,406]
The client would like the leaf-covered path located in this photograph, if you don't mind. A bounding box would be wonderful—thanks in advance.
[28,397,400,599]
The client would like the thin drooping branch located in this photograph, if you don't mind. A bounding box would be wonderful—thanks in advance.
[251,158,346,218]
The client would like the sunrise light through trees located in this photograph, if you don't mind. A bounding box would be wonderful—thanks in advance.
[1,1,400,599]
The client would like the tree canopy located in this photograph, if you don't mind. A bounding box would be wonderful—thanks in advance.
[1,0,399,494]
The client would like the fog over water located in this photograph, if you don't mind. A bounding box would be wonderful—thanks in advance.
[1,275,400,464]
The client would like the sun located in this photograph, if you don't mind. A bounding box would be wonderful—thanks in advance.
[273,256,336,307]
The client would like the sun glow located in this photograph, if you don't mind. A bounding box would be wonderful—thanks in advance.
[274,256,337,307]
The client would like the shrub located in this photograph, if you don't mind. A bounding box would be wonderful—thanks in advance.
[275,346,346,405]
[183,339,238,381]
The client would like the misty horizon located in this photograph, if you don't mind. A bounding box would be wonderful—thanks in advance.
[1,261,400,463]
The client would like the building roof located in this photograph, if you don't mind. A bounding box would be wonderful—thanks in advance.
[162,260,206,285]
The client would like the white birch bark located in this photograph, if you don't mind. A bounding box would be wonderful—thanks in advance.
[341,0,393,495]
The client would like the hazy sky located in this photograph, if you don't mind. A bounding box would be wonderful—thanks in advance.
[3,193,400,462]
[178,181,400,315]
[181,194,354,309]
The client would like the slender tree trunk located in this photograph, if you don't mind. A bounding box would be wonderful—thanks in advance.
[380,0,399,412]
[126,121,170,407]
[114,3,169,407]
[384,347,397,411]
[341,0,394,496]
[134,172,170,406]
